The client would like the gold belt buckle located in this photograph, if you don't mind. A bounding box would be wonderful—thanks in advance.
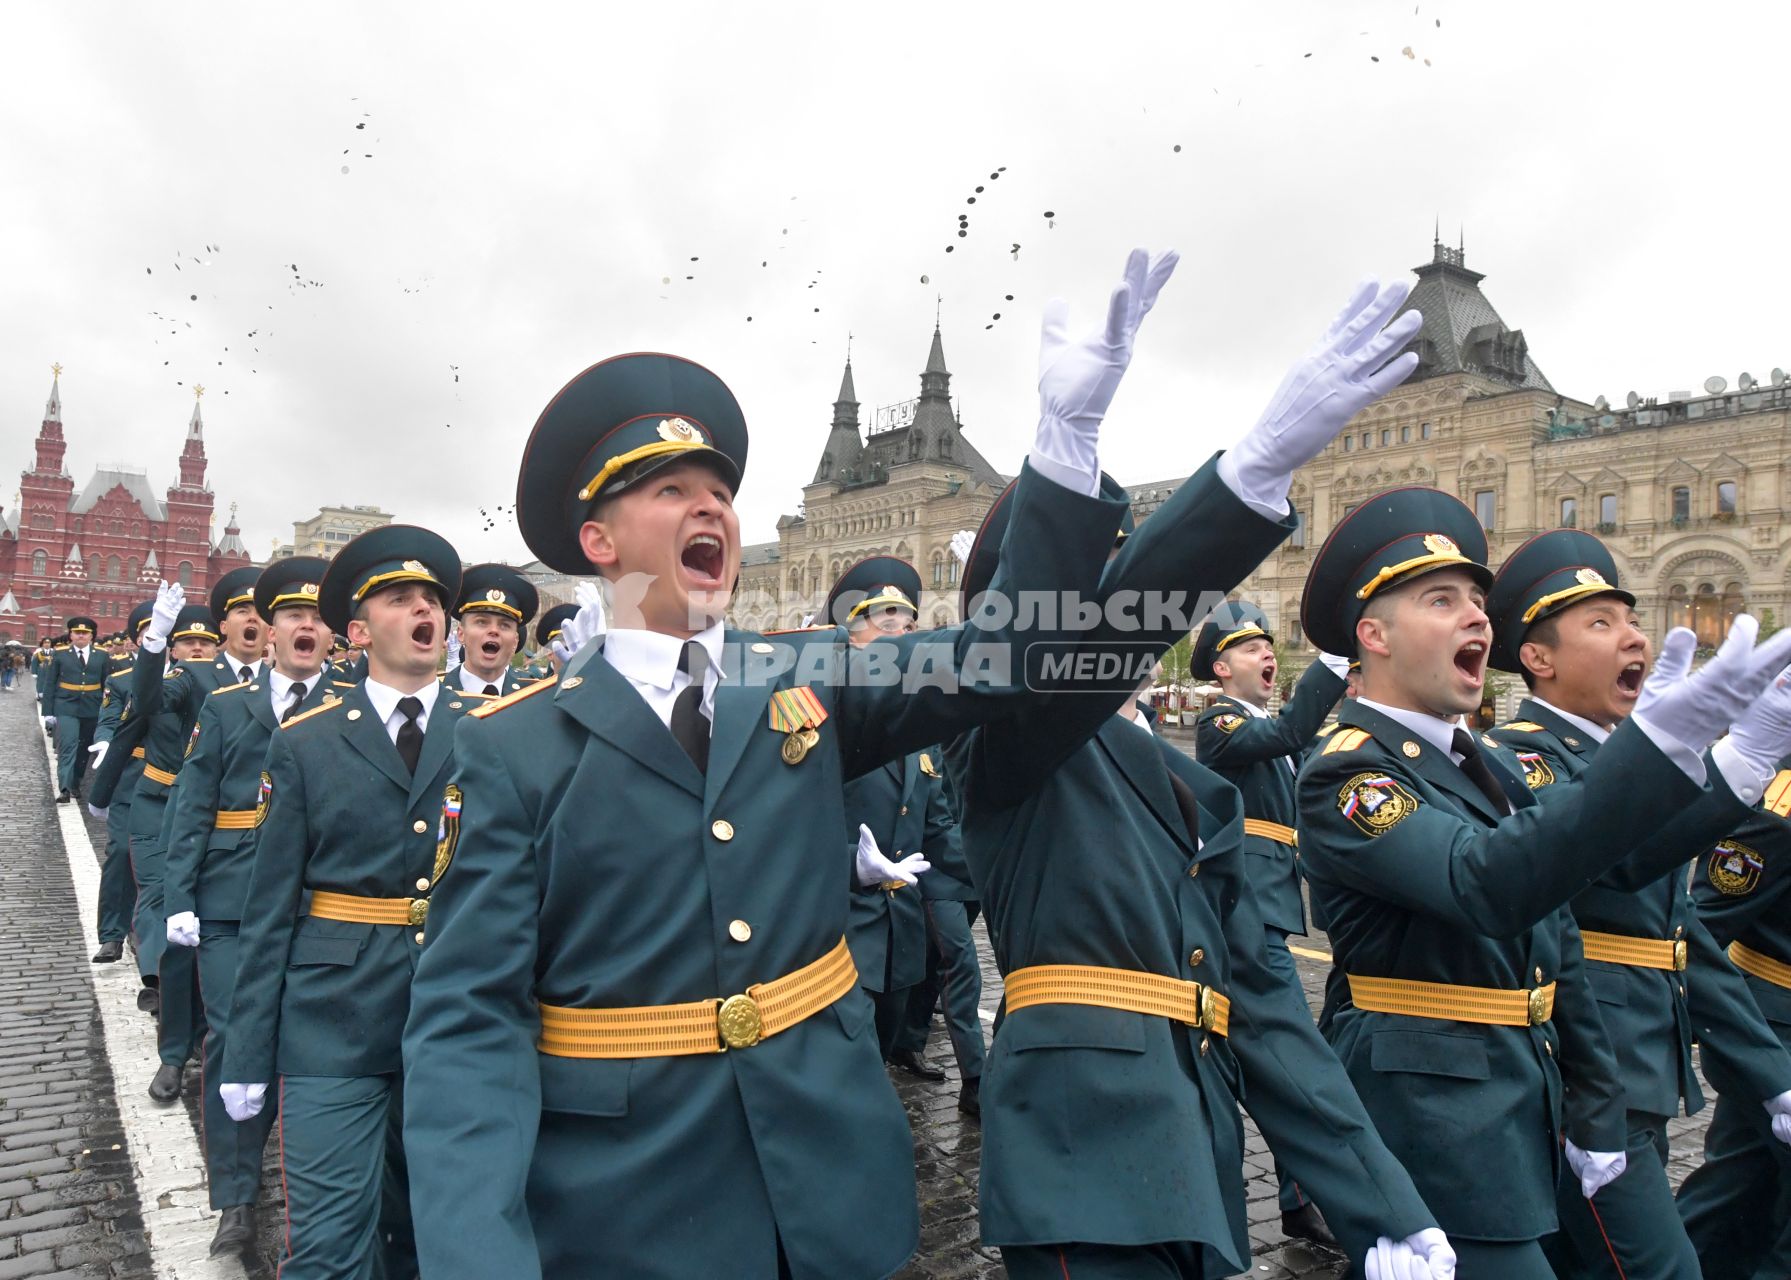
[1195,985,1217,1032]
[717,992,763,1051]
[1527,987,1550,1026]
[881,880,907,893]
[1673,940,1688,972]
[407,899,428,927]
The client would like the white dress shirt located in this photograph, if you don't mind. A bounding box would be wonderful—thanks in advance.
[601,622,725,731]
[268,668,318,720]
[361,676,440,745]
[1529,698,1612,746]
[457,665,505,696]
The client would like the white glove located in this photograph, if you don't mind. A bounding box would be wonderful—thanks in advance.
[949,529,975,567]
[142,579,185,652]
[1564,1139,1627,1199]
[1319,652,1352,678]
[1223,279,1423,512]
[1717,662,1791,789]
[552,581,608,665]
[853,823,931,888]
[444,630,462,668]
[1764,1089,1791,1147]
[85,802,108,820]
[87,740,109,771]
[1635,619,1791,759]
[219,1082,267,1122]
[165,912,199,948]
[800,613,816,629]
[1031,247,1179,496]
[1365,1227,1456,1280]
[42,716,56,731]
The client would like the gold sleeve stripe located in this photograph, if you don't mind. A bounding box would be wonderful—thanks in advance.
[1766,771,1791,819]
[1322,728,1373,756]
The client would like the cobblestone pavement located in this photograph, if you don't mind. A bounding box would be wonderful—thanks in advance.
[0,690,154,1277]
[14,696,1737,1277]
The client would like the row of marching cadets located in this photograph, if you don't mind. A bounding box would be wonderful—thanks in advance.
[59,244,1791,1280]
[75,544,555,1263]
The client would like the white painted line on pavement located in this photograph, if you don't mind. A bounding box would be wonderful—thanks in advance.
[44,737,248,1280]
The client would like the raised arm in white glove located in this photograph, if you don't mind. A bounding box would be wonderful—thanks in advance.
[444,629,463,668]
[552,581,608,666]
[1030,248,1179,496]
[1633,620,1791,799]
[949,529,975,568]
[853,823,930,888]
[1219,279,1423,517]
[219,1082,266,1122]
[87,740,108,772]
[140,580,185,654]
[1564,1139,1627,1199]
[1365,1227,1456,1280]
[166,912,199,948]
[1713,661,1791,801]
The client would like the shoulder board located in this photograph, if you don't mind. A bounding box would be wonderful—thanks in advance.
[456,688,498,699]
[1321,728,1374,756]
[210,680,250,696]
[1315,722,1340,738]
[470,674,557,719]
[1765,770,1791,819]
[281,699,343,730]
[1499,720,1546,732]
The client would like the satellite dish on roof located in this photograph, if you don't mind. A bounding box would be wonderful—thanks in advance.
[1625,391,1641,409]
[1593,395,1609,411]
[1739,372,1757,391]
[1705,376,1728,395]
[1774,368,1787,387]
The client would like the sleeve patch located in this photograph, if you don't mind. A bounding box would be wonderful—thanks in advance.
[1515,751,1556,790]
[432,784,462,885]
[1708,840,1764,896]
[1322,728,1373,756]
[1337,772,1418,836]
[185,724,201,758]
[1213,713,1244,734]
[254,771,273,828]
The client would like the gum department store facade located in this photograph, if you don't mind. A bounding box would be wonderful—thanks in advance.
[735,241,1791,717]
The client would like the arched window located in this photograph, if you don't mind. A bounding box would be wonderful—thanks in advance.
[1692,583,1724,648]
[30,550,46,576]
[87,555,99,580]
[177,560,193,588]
[1668,584,1690,633]
[1598,493,1618,529]
[127,557,139,581]
[107,555,121,581]
[1671,487,1691,524]
[1560,497,1578,528]
[1717,481,1738,517]
[1722,581,1747,633]
[931,552,946,589]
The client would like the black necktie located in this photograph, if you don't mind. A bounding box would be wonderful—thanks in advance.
[483,683,499,697]
[395,695,424,775]
[1451,729,1510,815]
[669,642,710,774]
[282,683,308,724]
[237,663,253,684]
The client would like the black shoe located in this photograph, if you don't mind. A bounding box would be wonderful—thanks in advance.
[137,986,160,1016]
[1280,1203,1337,1246]
[209,1205,256,1256]
[147,1063,183,1103]
[91,941,123,964]
[886,1050,947,1082]
[56,790,70,804]
[957,1076,981,1118]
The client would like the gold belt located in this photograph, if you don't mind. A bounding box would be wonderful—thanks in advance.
[1581,931,1688,972]
[1729,941,1791,990]
[537,937,858,1058]
[141,763,178,787]
[58,681,101,692]
[1348,974,1556,1027]
[1004,963,1231,1037]
[130,747,145,760]
[307,889,428,927]
[214,809,259,830]
[1243,818,1298,846]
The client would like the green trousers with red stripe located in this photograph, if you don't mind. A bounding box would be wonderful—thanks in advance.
[1545,1109,1700,1279]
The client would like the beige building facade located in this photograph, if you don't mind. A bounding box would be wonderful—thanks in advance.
[271,503,395,561]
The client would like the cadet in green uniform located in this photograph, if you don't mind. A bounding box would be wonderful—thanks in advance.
[828,557,949,1069]
[1296,486,1791,1277]
[160,557,336,1257]
[87,603,153,963]
[444,563,537,698]
[1190,599,1348,1246]
[1677,761,1791,1278]
[132,567,265,1101]
[1482,529,1791,1279]
[220,527,472,1280]
[527,603,579,679]
[46,617,104,801]
[402,251,1184,1279]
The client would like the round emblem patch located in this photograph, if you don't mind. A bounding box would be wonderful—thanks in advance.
[1708,840,1764,896]
[1337,772,1419,837]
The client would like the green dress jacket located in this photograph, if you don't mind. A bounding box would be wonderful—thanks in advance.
[1299,700,1752,1242]
[399,462,1127,1280]
[46,645,106,719]
[1193,658,1345,935]
[1691,756,1791,1018]
[224,680,479,1081]
[1493,701,1791,1118]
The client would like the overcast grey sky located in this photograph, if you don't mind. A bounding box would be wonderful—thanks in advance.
[4,1,1784,564]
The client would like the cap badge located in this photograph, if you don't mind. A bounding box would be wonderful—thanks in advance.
[485,588,507,603]
[1574,568,1607,587]
[658,417,701,444]
[402,559,427,574]
[1422,533,1460,556]
[300,583,320,595]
